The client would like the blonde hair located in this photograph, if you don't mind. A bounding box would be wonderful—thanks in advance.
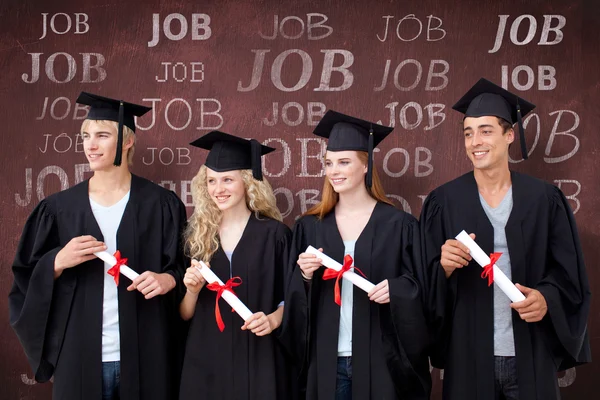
[184,166,282,262]
[305,151,393,219]
[80,119,136,166]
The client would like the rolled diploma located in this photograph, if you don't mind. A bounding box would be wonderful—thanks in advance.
[94,251,139,281]
[194,260,253,321]
[305,246,376,293]
[455,231,526,302]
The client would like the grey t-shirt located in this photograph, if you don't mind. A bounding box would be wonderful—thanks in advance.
[479,187,515,356]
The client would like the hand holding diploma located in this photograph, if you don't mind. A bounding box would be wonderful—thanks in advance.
[193,259,253,331]
[454,231,526,302]
[305,246,376,305]
[95,250,139,283]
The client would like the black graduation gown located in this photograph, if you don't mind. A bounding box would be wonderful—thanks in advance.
[420,171,591,400]
[179,214,294,400]
[9,174,188,400]
[279,202,431,400]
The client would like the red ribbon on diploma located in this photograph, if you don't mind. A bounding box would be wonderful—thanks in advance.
[206,277,243,332]
[107,250,128,286]
[482,252,502,286]
[322,255,367,306]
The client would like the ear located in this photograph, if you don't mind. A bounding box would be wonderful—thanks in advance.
[122,135,134,151]
[505,128,515,144]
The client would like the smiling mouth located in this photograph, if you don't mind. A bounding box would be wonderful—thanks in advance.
[330,178,346,185]
[472,150,489,159]
[87,154,102,160]
[215,195,230,202]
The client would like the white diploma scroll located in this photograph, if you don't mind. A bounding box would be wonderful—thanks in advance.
[95,251,139,281]
[305,246,376,293]
[193,260,253,321]
[455,231,526,302]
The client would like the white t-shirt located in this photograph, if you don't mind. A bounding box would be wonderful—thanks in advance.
[337,240,356,356]
[90,191,130,362]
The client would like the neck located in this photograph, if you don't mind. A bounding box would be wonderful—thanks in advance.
[90,167,131,192]
[220,201,251,226]
[337,184,377,212]
[473,165,511,193]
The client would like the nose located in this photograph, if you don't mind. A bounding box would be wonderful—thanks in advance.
[471,131,483,147]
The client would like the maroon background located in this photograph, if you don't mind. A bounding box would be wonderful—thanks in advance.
[1,0,598,398]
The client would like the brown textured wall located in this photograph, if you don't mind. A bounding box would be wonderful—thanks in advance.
[0,0,597,398]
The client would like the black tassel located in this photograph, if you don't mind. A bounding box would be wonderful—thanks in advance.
[250,139,263,180]
[366,127,374,188]
[517,102,528,160]
[114,101,124,166]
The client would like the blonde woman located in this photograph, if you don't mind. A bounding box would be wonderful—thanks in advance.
[279,111,431,400]
[178,131,294,400]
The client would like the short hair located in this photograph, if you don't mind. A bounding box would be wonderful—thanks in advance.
[497,117,513,134]
[80,119,136,166]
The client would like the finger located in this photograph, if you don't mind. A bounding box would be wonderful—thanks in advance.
[141,282,158,295]
[444,245,471,261]
[519,311,540,321]
[242,314,261,329]
[442,260,464,270]
[374,294,390,304]
[515,283,532,294]
[136,278,154,293]
[469,233,476,240]
[145,287,162,300]
[368,286,386,299]
[76,235,98,243]
[510,297,535,310]
[372,292,390,303]
[446,253,469,266]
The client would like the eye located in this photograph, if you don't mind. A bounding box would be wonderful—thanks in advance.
[482,130,492,135]
[207,179,215,184]
[224,178,232,182]
[464,132,472,138]
[325,161,332,167]
[340,161,349,165]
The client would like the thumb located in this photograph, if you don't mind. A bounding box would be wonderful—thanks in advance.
[515,283,531,294]
[469,233,476,240]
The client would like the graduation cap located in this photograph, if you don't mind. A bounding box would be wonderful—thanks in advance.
[190,131,275,181]
[452,78,536,160]
[76,92,152,166]
[313,110,394,188]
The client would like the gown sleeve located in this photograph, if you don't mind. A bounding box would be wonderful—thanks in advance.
[161,191,189,304]
[277,218,310,366]
[386,215,432,400]
[419,190,458,368]
[273,223,292,309]
[536,185,592,368]
[9,200,76,382]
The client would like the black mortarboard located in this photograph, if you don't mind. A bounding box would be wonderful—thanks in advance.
[76,92,152,166]
[313,110,394,188]
[452,78,536,160]
[190,131,275,181]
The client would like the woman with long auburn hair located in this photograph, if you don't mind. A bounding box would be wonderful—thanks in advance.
[279,110,431,400]
[178,131,295,400]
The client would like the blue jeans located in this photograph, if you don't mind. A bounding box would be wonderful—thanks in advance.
[336,356,352,400]
[494,356,519,400]
[102,361,121,400]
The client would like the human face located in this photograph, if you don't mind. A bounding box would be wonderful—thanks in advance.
[81,120,120,171]
[463,116,514,171]
[206,168,246,212]
[324,150,368,194]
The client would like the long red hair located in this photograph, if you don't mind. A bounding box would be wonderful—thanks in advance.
[305,151,393,219]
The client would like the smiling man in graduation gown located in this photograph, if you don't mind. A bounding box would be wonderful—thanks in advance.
[420,79,591,399]
[9,92,188,400]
